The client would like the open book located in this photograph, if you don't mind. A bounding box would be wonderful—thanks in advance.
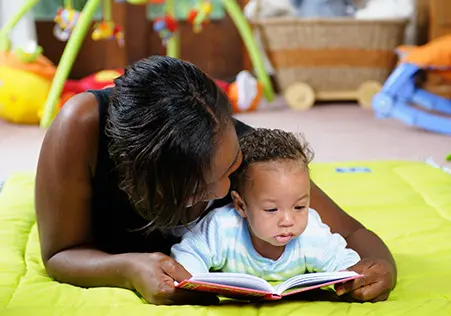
[175,271,363,301]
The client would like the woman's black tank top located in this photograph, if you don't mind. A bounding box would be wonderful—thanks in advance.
[88,88,253,255]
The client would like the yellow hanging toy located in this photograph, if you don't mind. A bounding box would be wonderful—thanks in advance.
[92,0,124,46]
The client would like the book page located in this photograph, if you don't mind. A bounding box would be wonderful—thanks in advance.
[274,271,359,295]
[189,272,275,293]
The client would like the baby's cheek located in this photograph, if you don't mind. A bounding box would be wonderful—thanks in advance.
[298,213,309,233]
[259,220,275,238]
[247,217,267,237]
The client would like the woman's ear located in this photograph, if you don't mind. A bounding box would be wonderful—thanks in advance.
[231,191,246,218]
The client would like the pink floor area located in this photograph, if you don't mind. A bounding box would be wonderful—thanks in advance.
[1,98,450,179]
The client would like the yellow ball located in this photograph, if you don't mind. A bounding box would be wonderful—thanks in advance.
[0,65,51,124]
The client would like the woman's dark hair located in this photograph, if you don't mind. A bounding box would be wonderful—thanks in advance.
[106,55,232,231]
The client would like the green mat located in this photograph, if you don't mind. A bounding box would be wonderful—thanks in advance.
[1,161,451,315]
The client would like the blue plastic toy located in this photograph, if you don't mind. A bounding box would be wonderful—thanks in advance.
[372,38,451,135]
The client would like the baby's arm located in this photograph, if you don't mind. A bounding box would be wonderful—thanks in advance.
[170,211,225,276]
[303,209,361,272]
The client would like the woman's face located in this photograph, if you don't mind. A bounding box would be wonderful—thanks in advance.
[188,123,242,206]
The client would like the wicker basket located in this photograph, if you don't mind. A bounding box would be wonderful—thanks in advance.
[251,17,408,109]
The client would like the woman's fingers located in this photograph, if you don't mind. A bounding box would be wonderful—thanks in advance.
[159,254,193,282]
[145,254,218,305]
[335,258,394,302]
[344,281,390,302]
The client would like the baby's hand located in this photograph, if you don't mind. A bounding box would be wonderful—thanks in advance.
[335,258,396,302]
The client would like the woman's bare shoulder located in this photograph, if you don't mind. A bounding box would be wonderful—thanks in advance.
[43,92,100,174]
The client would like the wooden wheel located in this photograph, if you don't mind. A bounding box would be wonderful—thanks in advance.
[284,82,315,110]
[357,80,382,110]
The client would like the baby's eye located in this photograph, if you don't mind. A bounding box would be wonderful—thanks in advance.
[264,208,278,213]
[294,206,306,211]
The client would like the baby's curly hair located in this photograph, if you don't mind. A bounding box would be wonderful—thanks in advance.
[232,128,314,191]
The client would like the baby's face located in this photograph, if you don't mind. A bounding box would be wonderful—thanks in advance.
[238,160,310,253]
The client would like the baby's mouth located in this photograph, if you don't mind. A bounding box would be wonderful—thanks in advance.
[274,233,293,244]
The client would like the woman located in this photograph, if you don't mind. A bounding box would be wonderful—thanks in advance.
[35,56,396,305]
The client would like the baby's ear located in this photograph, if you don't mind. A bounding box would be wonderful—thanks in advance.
[231,191,246,218]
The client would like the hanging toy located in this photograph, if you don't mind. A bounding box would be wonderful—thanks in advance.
[53,1,81,41]
[187,0,212,34]
[92,21,124,46]
[153,15,178,46]
[53,7,81,41]
[92,0,125,46]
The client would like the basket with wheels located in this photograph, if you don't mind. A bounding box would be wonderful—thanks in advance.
[251,17,408,110]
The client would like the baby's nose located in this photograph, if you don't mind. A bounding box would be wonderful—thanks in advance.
[279,210,295,226]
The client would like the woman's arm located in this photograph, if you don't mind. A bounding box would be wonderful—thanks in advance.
[309,181,396,269]
[310,181,396,301]
[35,93,130,288]
[35,93,216,305]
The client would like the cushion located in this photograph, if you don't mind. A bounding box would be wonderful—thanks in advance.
[1,160,450,315]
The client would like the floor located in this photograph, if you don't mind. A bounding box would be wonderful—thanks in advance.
[1,97,450,179]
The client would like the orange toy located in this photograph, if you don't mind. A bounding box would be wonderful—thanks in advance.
[396,35,451,82]
[222,70,263,113]
[0,44,57,124]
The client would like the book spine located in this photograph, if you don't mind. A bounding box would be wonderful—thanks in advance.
[263,294,283,301]
[177,280,271,299]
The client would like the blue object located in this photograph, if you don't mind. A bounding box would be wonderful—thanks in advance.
[335,167,372,173]
[290,0,355,18]
[372,62,451,135]
[153,20,166,32]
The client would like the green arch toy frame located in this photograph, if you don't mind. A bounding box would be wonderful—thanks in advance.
[0,0,275,128]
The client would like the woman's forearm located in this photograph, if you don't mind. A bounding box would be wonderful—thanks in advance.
[345,228,397,286]
[45,247,133,289]
[310,181,397,282]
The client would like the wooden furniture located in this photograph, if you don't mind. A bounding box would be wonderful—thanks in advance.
[35,1,248,80]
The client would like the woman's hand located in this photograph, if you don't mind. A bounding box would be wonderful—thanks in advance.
[123,252,219,305]
[335,258,396,302]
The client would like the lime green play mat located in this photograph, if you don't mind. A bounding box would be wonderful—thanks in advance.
[1,160,451,315]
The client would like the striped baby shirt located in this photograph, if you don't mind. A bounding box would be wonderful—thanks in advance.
[170,204,360,281]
